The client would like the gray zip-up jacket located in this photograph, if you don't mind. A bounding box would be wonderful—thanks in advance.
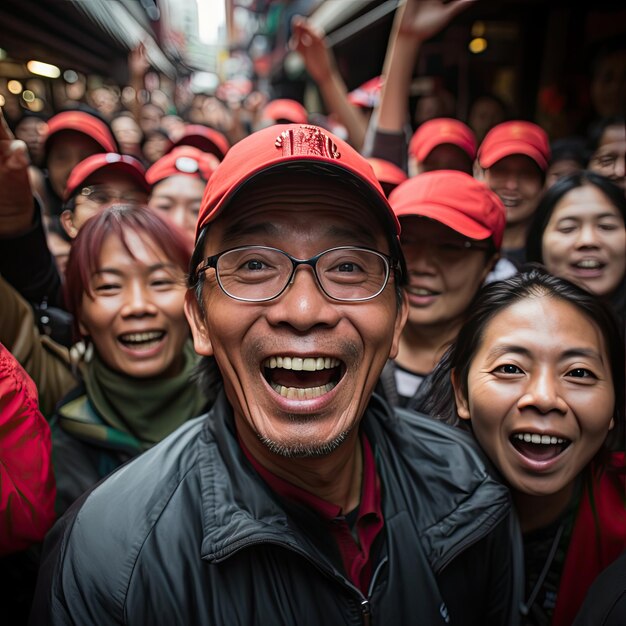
[31,392,522,626]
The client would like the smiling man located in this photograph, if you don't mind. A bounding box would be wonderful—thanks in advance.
[31,124,520,625]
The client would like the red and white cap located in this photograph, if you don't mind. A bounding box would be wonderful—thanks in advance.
[64,153,148,201]
[146,146,219,186]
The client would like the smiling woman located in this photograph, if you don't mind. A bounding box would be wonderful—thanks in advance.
[0,204,212,514]
[424,268,625,626]
[526,170,626,322]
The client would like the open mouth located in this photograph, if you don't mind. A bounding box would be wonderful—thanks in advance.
[500,197,520,208]
[262,356,344,400]
[510,432,571,463]
[407,286,440,297]
[118,331,166,350]
[572,259,605,270]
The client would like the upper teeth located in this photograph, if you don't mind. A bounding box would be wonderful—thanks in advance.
[513,433,566,445]
[120,331,163,343]
[411,288,435,296]
[263,356,340,371]
[577,259,601,269]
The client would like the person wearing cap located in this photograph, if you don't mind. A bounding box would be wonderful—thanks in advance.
[60,152,149,238]
[366,156,407,197]
[31,123,520,625]
[146,146,219,236]
[170,124,230,161]
[407,117,476,176]
[476,120,551,267]
[0,106,119,316]
[377,170,504,409]
[43,107,119,217]
[258,98,309,128]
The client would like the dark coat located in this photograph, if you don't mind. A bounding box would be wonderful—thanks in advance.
[31,392,522,626]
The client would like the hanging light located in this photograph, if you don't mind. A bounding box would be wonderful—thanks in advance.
[27,60,61,79]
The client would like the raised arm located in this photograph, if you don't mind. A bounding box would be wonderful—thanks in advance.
[377,0,476,132]
[291,17,369,150]
[0,106,34,235]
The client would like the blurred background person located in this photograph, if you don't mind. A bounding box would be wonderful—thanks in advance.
[407,117,476,176]
[378,170,504,409]
[587,116,625,190]
[526,171,625,322]
[545,136,588,189]
[476,120,551,267]
[146,145,218,236]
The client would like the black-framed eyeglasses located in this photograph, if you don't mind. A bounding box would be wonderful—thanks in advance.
[195,245,398,302]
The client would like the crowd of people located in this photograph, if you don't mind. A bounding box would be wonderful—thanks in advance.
[0,0,624,624]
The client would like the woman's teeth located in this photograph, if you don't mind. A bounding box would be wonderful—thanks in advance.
[512,433,567,445]
[575,259,602,269]
[119,331,165,347]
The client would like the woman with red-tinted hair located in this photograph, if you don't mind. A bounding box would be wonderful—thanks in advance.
[1,205,212,514]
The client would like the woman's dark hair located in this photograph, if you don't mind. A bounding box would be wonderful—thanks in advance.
[526,170,626,264]
[424,267,625,458]
[586,116,626,154]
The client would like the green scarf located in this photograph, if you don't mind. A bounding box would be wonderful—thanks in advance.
[84,340,207,447]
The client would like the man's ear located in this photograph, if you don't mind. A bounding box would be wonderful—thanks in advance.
[451,367,471,421]
[60,209,78,239]
[184,290,213,356]
[389,289,409,360]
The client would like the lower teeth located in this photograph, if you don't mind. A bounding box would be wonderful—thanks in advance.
[270,382,336,399]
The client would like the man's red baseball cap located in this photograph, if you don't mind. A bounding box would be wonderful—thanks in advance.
[45,110,118,154]
[477,120,550,170]
[388,170,506,249]
[171,125,230,160]
[195,124,401,245]
[64,153,148,201]
[261,99,309,125]
[146,146,219,186]
[408,118,476,162]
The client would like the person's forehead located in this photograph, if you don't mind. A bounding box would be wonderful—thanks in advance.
[491,154,541,173]
[84,170,145,190]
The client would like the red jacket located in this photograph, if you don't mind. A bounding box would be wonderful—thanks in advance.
[553,453,626,626]
[0,342,56,554]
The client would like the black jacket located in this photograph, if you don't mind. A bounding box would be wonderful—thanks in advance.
[31,392,522,625]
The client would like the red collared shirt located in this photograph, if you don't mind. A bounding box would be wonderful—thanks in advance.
[239,433,384,595]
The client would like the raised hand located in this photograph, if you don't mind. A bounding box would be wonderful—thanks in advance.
[398,0,477,41]
[290,17,334,85]
[0,107,34,235]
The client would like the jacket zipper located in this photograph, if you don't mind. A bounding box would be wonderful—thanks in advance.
[214,535,376,622]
